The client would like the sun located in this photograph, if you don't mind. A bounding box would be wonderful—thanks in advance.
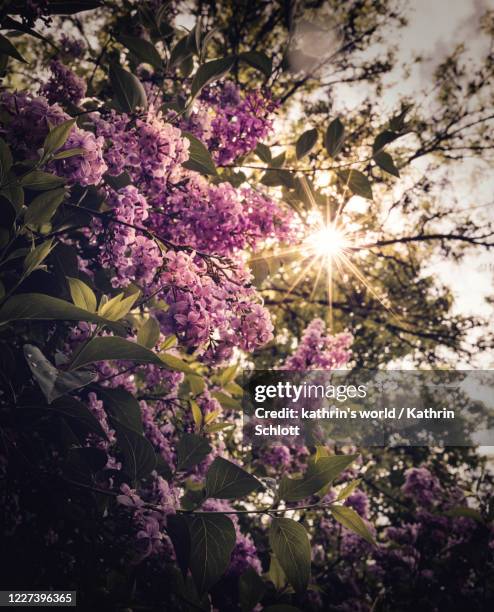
[306,225,349,258]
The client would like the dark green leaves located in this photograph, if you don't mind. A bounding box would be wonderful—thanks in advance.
[205,457,262,499]
[159,352,197,374]
[24,188,66,228]
[23,240,55,276]
[43,119,76,156]
[239,567,266,612]
[167,514,191,576]
[96,386,143,434]
[0,293,123,331]
[69,336,164,370]
[278,454,358,501]
[269,518,311,594]
[186,513,236,594]
[182,132,217,176]
[67,277,97,312]
[325,118,345,157]
[20,171,65,191]
[117,34,162,70]
[296,128,318,160]
[24,344,96,403]
[190,57,235,100]
[337,169,373,200]
[255,142,272,163]
[374,151,399,177]
[176,433,211,471]
[373,130,400,153]
[109,64,147,112]
[331,505,376,545]
[0,33,27,63]
[50,396,107,439]
[238,51,272,77]
[113,421,156,482]
[137,316,161,348]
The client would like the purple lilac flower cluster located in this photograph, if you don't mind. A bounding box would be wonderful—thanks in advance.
[59,34,86,59]
[0,92,107,185]
[40,60,87,106]
[182,80,277,165]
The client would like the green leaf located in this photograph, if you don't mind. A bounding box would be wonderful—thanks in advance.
[206,456,262,499]
[23,239,55,277]
[211,391,241,410]
[103,171,132,190]
[336,479,362,501]
[186,513,236,594]
[261,168,294,188]
[239,567,266,612]
[118,34,162,70]
[0,138,13,183]
[69,336,164,370]
[191,399,203,430]
[43,119,76,155]
[255,142,272,163]
[444,506,484,522]
[296,128,318,160]
[20,171,65,191]
[269,518,311,594]
[337,169,373,200]
[238,51,272,77]
[267,554,287,590]
[176,433,211,471]
[98,291,139,321]
[190,57,235,100]
[109,63,147,112]
[217,364,238,386]
[137,316,161,348]
[169,35,193,68]
[279,454,358,501]
[373,130,399,153]
[24,344,97,404]
[374,151,399,177]
[0,178,24,213]
[24,188,66,228]
[182,131,217,176]
[167,514,191,577]
[0,293,124,331]
[94,385,143,434]
[67,277,97,312]
[50,396,107,439]
[187,373,206,395]
[331,505,376,545]
[325,118,345,157]
[204,422,234,434]
[51,147,85,160]
[159,352,197,374]
[0,33,27,63]
[114,421,156,482]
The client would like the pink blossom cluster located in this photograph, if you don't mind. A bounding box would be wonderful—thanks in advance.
[182,80,277,165]
[282,318,353,370]
[40,60,87,106]
[0,91,107,185]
